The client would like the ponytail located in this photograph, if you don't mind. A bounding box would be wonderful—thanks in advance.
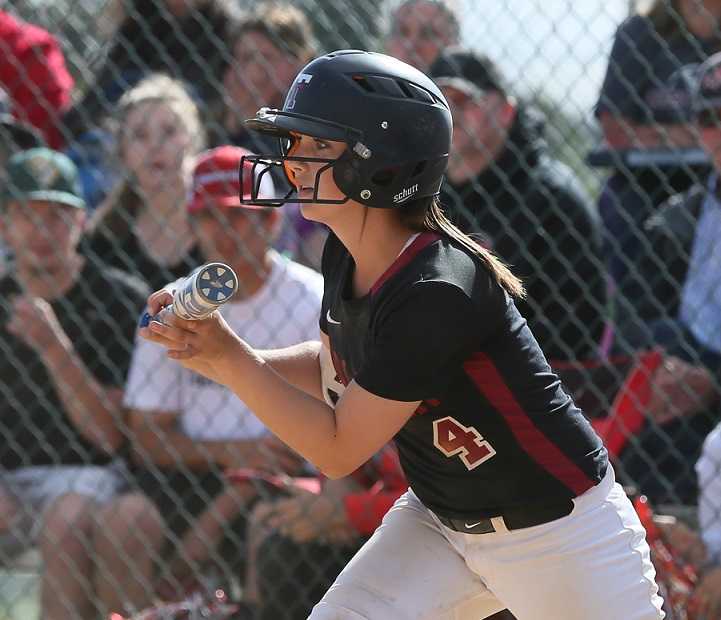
[398,197,526,299]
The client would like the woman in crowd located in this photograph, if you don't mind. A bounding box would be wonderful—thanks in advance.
[84,74,204,290]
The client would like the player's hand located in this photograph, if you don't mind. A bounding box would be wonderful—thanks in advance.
[690,566,721,619]
[139,304,240,380]
[647,356,717,425]
[7,296,68,354]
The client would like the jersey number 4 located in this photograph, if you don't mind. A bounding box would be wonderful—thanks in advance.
[433,416,496,470]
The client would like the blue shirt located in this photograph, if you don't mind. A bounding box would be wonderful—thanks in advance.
[680,175,721,354]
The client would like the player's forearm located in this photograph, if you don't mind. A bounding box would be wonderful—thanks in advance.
[216,338,345,477]
[257,340,324,401]
[42,338,125,453]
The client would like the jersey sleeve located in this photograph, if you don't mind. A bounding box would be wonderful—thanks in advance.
[319,232,344,334]
[354,279,501,402]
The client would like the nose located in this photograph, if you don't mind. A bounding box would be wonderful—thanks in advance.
[284,154,310,188]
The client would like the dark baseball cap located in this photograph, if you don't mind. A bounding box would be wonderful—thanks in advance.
[693,51,721,117]
[430,47,508,99]
[3,147,86,209]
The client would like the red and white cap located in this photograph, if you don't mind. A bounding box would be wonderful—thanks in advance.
[187,145,275,213]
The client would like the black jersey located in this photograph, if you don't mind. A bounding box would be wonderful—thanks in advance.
[319,231,608,520]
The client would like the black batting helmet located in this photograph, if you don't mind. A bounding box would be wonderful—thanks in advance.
[240,49,452,209]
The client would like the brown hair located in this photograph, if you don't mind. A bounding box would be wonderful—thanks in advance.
[398,197,525,298]
[228,4,317,63]
[88,74,205,239]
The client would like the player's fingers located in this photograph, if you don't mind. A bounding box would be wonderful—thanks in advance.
[148,320,196,346]
[160,312,203,333]
[138,326,189,351]
[167,345,201,360]
[147,289,174,314]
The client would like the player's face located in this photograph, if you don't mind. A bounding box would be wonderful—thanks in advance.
[3,200,84,273]
[121,101,195,195]
[283,134,348,222]
[191,204,277,275]
[224,32,301,120]
[386,2,457,71]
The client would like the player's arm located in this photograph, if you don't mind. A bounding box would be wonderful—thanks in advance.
[256,339,324,402]
[215,349,419,479]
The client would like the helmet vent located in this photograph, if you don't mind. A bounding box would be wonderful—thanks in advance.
[396,80,415,99]
[352,76,375,93]
[404,83,436,104]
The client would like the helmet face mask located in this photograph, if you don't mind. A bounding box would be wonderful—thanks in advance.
[240,50,452,210]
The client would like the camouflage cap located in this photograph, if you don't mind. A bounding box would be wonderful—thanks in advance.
[3,147,86,209]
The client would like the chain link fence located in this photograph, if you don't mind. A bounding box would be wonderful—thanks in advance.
[0,0,719,618]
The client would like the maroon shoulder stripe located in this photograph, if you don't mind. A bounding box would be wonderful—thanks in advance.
[464,352,596,496]
[370,232,441,296]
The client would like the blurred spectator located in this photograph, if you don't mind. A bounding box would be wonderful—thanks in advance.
[62,0,238,139]
[432,48,607,362]
[384,0,461,72]
[214,3,327,270]
[245,445,406,620]
[302,0,383,52]
[0,9,74,149]
[0,85,45,276]
[594,0,721,328]
[215,3,317,158]
[0,148,148,620]
[694,425,721,617]
[89,146,324,617]
[84,74,205,290]
[619,50,721,505]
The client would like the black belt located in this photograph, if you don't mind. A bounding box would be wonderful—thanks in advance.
[436,499,574,535]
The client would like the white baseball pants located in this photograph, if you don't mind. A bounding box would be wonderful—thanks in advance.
[309,466,665,619]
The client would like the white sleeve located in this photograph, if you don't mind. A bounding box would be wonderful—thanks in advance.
[696,425,721,564]
[123,331,182,412]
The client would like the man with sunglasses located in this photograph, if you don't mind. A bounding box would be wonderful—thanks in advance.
[621,52,721,507]
[431,48,606,364]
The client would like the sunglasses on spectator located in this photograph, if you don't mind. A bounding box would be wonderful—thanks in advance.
[696,108,721,128]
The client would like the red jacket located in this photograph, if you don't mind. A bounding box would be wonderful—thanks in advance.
[0,11,73,149]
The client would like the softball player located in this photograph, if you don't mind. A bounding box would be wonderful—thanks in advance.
[141,50,665,619]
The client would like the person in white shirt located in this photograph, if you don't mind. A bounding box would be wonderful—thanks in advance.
[89,146,324,617]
